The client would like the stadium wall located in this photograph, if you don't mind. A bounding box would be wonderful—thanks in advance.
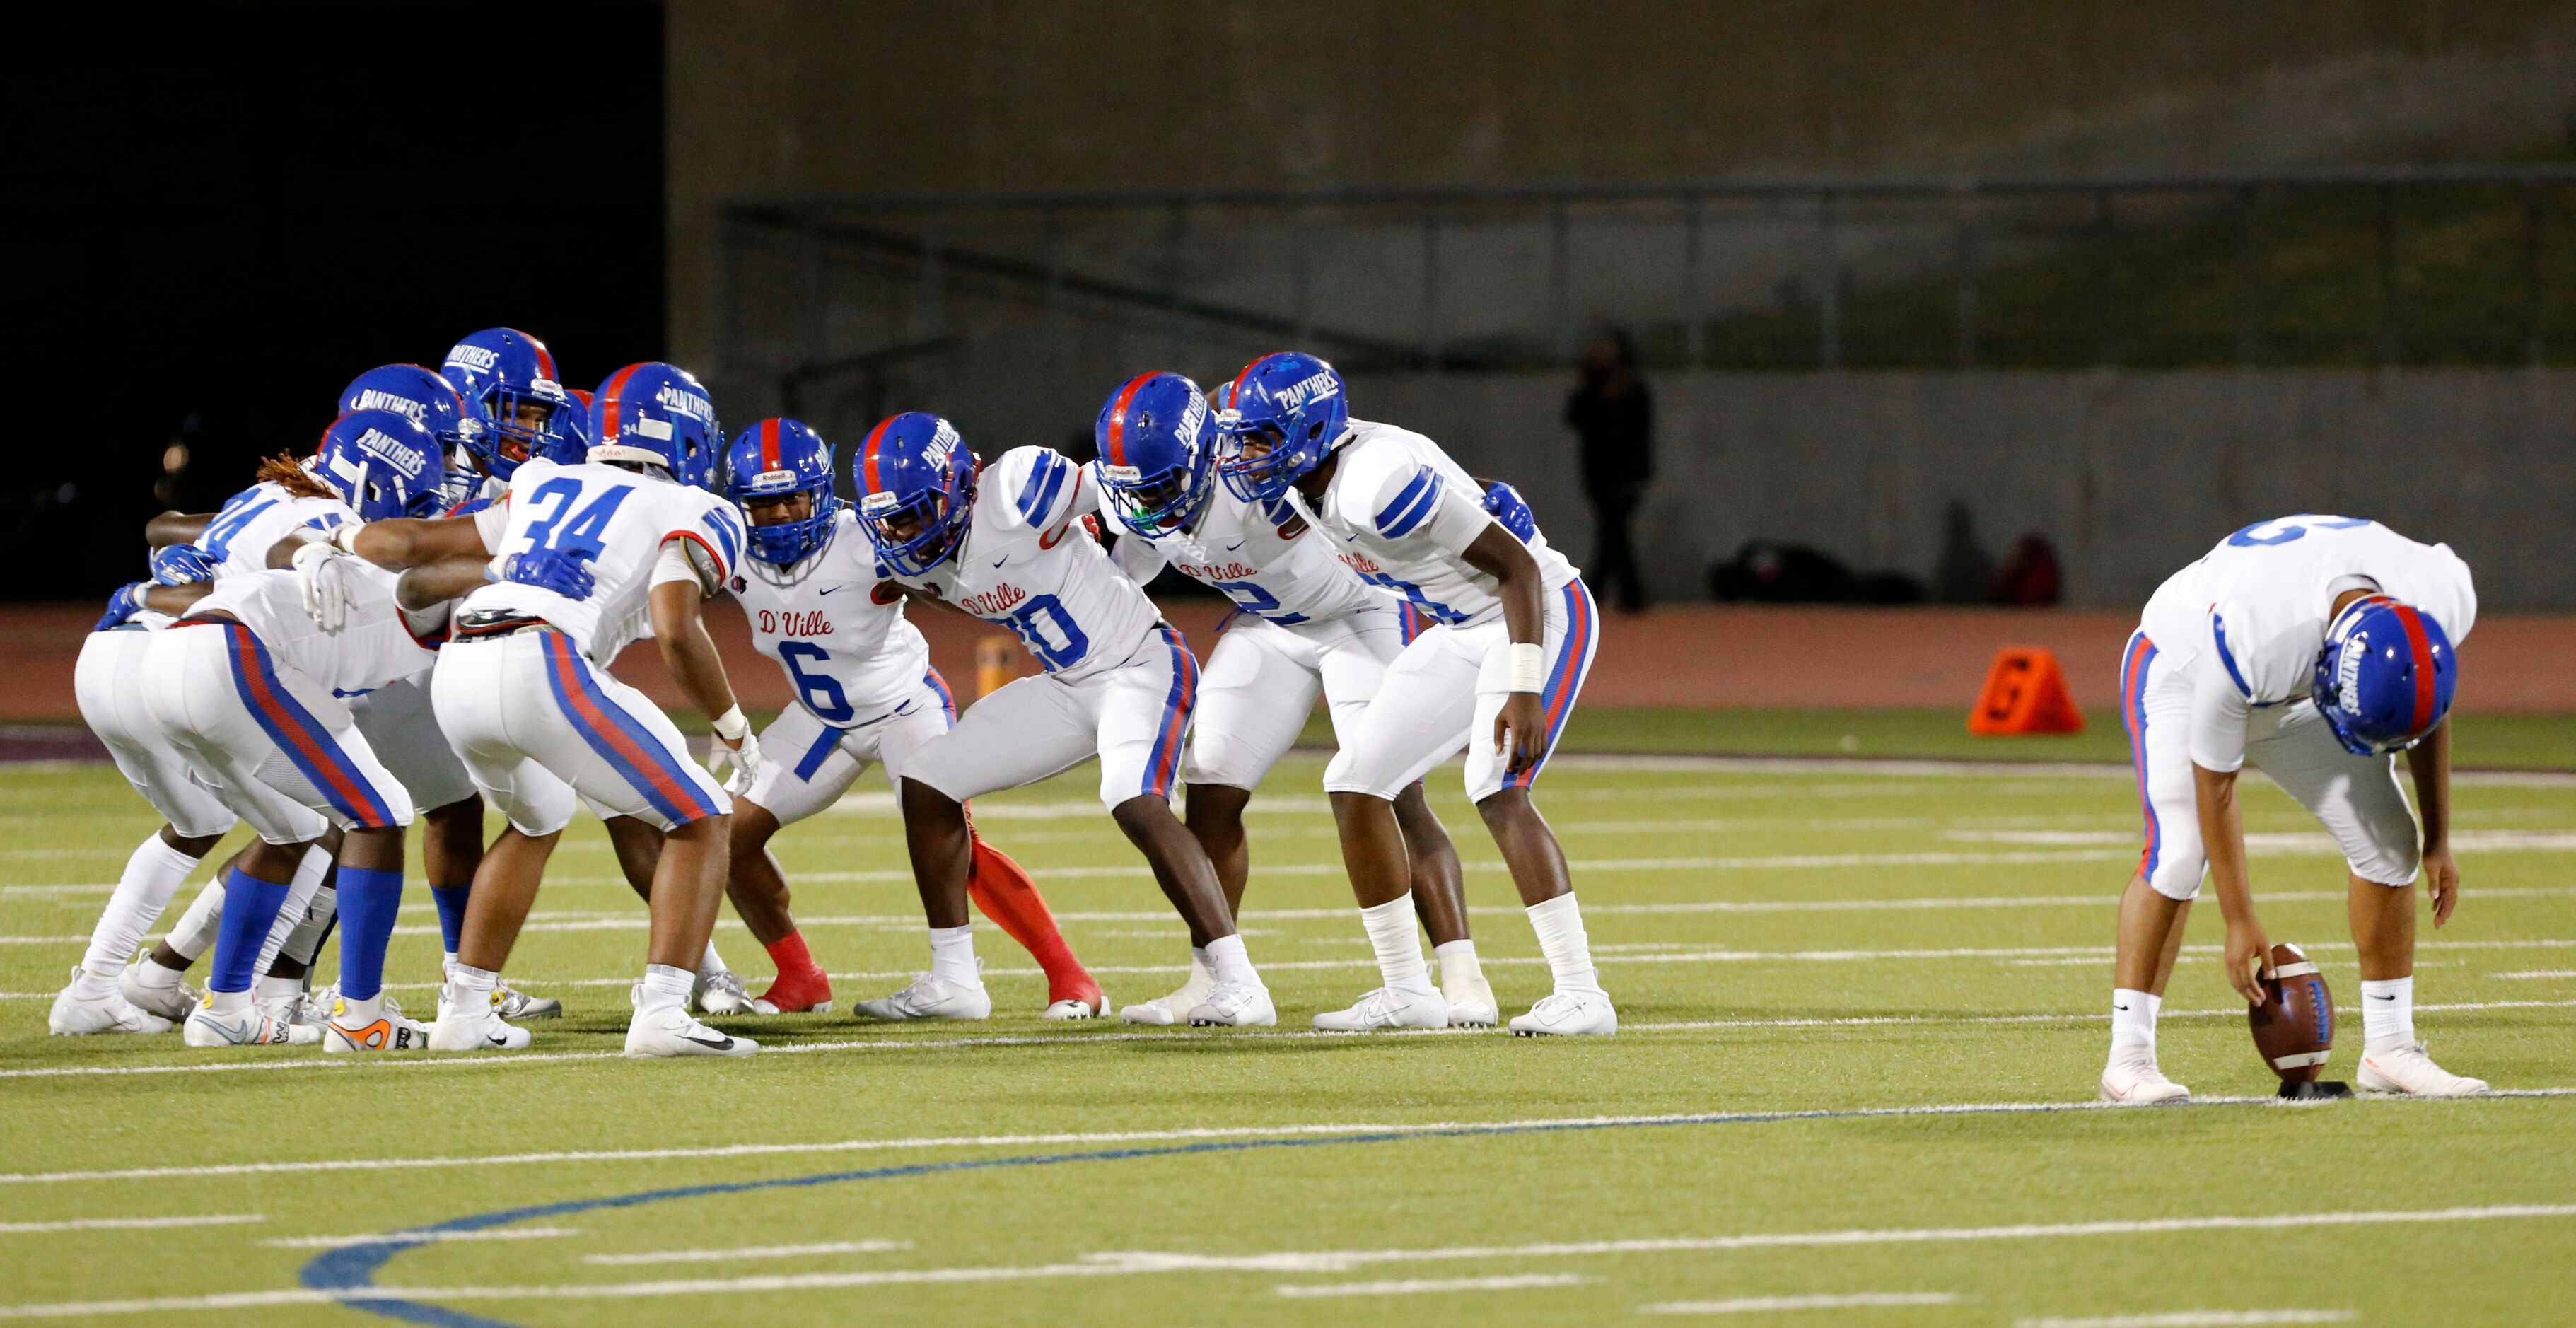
[666,1,2576,371]
[4,604,2567,726]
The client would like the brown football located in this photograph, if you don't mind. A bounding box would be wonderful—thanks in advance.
[2247,941,2336,1084]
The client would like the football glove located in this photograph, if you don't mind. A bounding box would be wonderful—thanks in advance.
[94,582,149,632]
[491,549,598,601]
[148,544,218,586]
[1483,481,1537,544]
[291,540,359,634]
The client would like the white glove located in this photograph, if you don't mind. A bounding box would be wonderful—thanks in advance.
[291,540,356,634]
[708,706,762,795]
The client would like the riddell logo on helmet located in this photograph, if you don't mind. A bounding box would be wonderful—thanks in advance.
[444,344,499,373]
[653,383,716,424]
[349,390,428,423]
[356,428,429,480]
[1273,371,1339,412]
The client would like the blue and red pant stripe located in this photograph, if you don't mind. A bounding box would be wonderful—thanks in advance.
[1142,626,1198,800]
[539,633,721,825]
[221,623,397,829]
[1503,579,1598,790]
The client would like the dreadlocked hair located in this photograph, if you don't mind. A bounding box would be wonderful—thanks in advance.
[253,453,338,501]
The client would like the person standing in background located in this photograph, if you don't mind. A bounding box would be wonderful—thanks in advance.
[1564,332,1653,613]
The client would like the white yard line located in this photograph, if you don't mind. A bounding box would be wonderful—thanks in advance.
[1,1206,2565,1318]
[1274,1274,1586,1298]
[5,991,2572,1087]
[0,1213,261,1235]
[2016,1313,2355,1328]
[2500,970,2576,980]
[5,1085,2570,1187]
[257,1226,579,1250]
[1641,1291,1962,1314]
[583,1240,910,1266]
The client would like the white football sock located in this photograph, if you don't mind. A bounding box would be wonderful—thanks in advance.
[253,847,332,979]
[278,885,337,969]
[636,963,694,1015]
[2361,976,2415,1053]
[927,924,979,987]
[163,878,228,962]
[339,992,384,1026]
[2110,988,2160,1058]
[698,940,731,981]
[446,962,499,1010]
[1435,938,1485,991]
[81,834,205,980]
[207,988,254,1015]
[1525,893,1603,996]
[255,974,303,1003]
[1360,894,1435,995]
[1204,933,1261,988]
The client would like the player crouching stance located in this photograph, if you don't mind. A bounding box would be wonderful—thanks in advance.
[2102,516,2485,1103]
[329,363,763,1058]
[1088,371,1490,1029]
[1216,354,1613,1036]
[857,413,1274,1026]
[717,418,1102,1017]
[144,412,520,1051]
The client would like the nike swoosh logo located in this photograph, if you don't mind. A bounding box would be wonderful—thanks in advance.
[485,1031,513,1045]
[1225,539,1246,551]
[819,585,847,595]
[685,1033,735,1051]
[2114,1004,2131,1011]
[993,556,1010,566]
[2367,994,2396,1001]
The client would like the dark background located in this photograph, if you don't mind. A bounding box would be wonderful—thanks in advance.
[6,2,665,598]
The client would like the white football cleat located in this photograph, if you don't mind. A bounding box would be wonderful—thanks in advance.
[121,963,199,1023]
[1313,986,1450,1032]
[853,972,991,1021]
[322,1010,433,1053]
[182,1001,317,1047]
[694,969,777,1017]
[429,986,532,1052]
[2099,1054,2191,1105]
[494,981,563,1020]
[1186,980,1277,1028]
[1042,992,1108,1020]
[257,988,323,1035]
[1508,989,1619,1037]
[2357,1042,2490,1097]
[48,969,172,1036]
[1119,968,1211,1026]
[1443,972,1500,1029]
[625,1004,759,1058]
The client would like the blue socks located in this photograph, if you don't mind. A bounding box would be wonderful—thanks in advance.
[429,883,472,955]
[209,867,292,995]
[335,866,404,1003]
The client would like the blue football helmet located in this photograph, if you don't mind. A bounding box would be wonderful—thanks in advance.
[339,364,472,455]
[1216,352,1350,503]
[440,327,572,480]
[313,409,447,521]
[2312,595,2458,755]
[1095,371,1216,535]
[547,388,595,463]
[724,418,841,566]
[853,412,975,576]
[590,362,723,490]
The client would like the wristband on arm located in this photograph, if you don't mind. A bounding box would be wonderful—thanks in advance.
[1506,641,1546,693]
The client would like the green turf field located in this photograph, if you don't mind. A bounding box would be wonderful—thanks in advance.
[3,745,2573,1326]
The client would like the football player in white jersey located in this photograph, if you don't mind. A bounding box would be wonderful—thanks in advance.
[1085,371,1493,1030]
[712,417,1105,1018]
[49,564,225,1035]
[854,412,1275,1027]
[52,434,403,1034]
[1215,354,1614,1037]
[2100,516,2485,1103]
[139,410,539,1052]
[432,340,754,1017]
[320,361,762,1058]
